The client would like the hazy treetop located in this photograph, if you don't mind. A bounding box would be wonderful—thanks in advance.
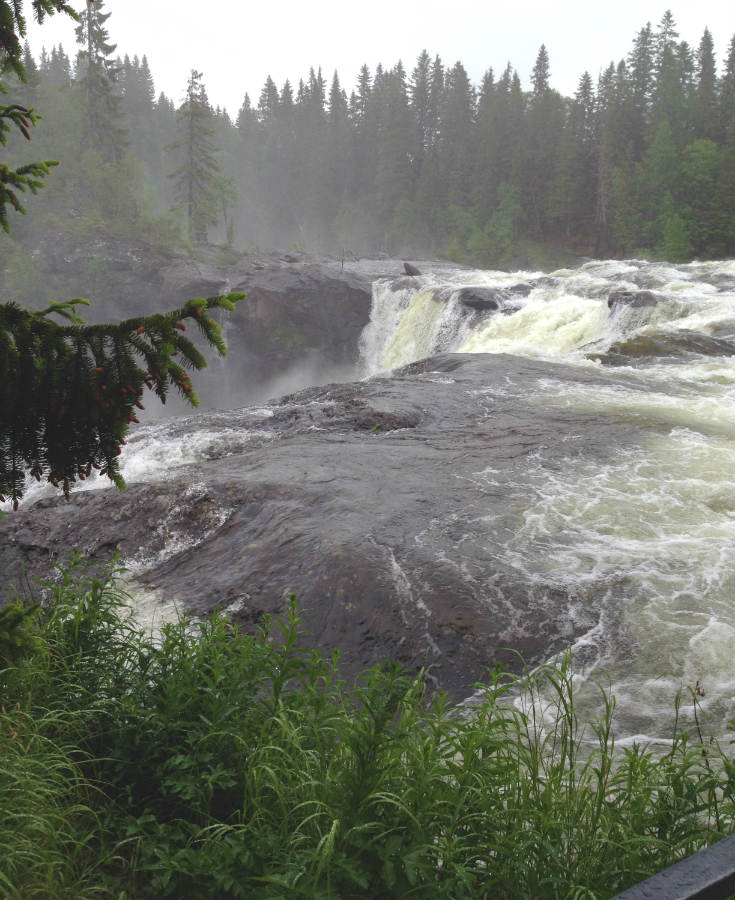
[24,0,735,117]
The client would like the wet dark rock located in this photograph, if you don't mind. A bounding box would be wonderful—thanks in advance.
[529,276,559,289]
[390,276,423,292]
[507,282,534,296]
[457,287,504,311]
[1,353,638,701]
[224,260,372,385]
[607,290,657,310]
[2,235,374,406]
[590,329,735,365]
[403,262,422,276]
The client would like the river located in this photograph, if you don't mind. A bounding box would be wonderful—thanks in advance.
[4,257,734,743]
[358,257,734,741]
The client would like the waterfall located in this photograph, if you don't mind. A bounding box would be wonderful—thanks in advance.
[359,258,735,739]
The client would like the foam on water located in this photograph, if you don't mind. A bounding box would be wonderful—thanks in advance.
[361,258,735,376]
[360,258,735,740]
[4,408,276,510]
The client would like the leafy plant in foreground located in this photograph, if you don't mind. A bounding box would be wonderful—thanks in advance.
[0,558,732,899]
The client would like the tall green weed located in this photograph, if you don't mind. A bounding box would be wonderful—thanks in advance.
[0,557,732,899]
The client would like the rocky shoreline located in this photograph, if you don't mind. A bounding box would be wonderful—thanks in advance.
[1,350,640,699]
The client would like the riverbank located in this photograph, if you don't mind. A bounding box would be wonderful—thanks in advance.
[2,557,732,899]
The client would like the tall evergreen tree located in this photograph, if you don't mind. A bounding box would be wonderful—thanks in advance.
[720,35,735,141]
[409,49,432,156]
[436,60,475,212]
[119,54,158,191]
[531,44,551,95]
[373,64,414,245]
[169,70,219,244]
[73,0,126,162]
[549,71,596,241]
[651,10,686,140]
[472,68,497,223]
[627,23,654,159]
[525,46,564,239]
[257,75,279,123]
[694,28,718,141]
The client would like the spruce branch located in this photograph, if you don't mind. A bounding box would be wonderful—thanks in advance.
[0,291,245,506]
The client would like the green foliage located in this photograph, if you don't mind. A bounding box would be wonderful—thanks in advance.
[467,181,524,266]
[0,0,75,231]
[658,210,694,261]
[169,70,220,244]
[0,290,244,505]
[0,557,732,899]
[73,0,127,163]
[0,89,58,231]
[1,5,245,507]
[5,6,733,261]
[0,2,76,81]
[0,596,41,664]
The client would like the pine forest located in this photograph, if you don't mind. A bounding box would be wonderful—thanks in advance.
[2,5,733,275]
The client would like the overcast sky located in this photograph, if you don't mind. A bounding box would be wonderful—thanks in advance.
[25,0,735,116]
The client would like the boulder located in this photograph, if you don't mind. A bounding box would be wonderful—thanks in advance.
[507,282,534,297]
[607,290,657,310]
[1,352,624,701]
[0,235,374,408]
[589,329,735,365]
[390,276,423,292]
[403,262,422,276]
[457,287,505,311]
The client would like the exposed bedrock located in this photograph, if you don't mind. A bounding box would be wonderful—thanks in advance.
[1,353,646,699]
[4,236,376,401]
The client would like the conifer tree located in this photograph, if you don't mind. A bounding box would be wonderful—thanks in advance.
[720,35,735,140]
[257,75,279,123]
[169,69,220,244]
[437,61,476,212]
[627,23,654,159]
[74,0,126,162]
[651,10,685,140]
[409,50,432,158]
[0,2,74,231]
[525,45,564,239]
[323,70,350,229]
[374,64,414,244]
[694,28,718,140]
[472,68,497,223]
[44,42,71,83]
[549,71,596,240]
[119,54,159,190]
[531,44,551,95]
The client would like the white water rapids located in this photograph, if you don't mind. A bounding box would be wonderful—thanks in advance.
[360,258,735,743]
[5,257,733,744]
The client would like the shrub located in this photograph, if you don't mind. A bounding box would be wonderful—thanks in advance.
[1,557,732,899]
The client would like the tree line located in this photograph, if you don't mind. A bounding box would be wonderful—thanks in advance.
[3,3,734,267]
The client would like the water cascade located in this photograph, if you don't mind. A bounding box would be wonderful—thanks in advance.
[359,259,735,740]
[4,258,733,743]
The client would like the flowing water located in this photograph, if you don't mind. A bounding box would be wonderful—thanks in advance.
[5,258,734,743]
[359,258,735,742]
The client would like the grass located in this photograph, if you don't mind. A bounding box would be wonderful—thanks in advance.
[1,555,732,899]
